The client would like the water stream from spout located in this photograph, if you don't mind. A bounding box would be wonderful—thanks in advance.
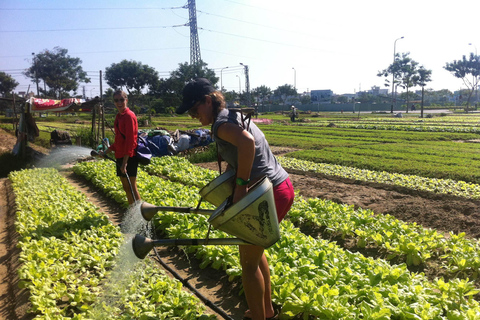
[120,201,152,237]
[90,202,153,317]
[89,235,143,318]
[35,145,93,168]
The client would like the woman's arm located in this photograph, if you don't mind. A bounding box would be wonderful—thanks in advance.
[124,114,137,157]
[216,122,255,203]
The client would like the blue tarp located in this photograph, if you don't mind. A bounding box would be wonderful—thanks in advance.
[147,135,173,157]
[142,128,213,157]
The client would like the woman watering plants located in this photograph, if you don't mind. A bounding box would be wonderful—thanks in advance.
[177,78,295,320]
[101,90,141,205]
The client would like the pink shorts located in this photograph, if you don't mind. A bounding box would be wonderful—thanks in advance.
[273,177,294,223]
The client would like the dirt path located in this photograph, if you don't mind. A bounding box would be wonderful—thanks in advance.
[286,169,480,238]
[0,178,31,320]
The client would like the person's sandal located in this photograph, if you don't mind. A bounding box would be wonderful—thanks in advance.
[243,309,279,320]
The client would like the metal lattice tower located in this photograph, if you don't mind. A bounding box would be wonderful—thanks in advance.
[187,0,201,66]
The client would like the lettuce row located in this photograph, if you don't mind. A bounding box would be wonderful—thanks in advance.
[73,160,480,319]
[278,156,480,200]
[9,168,215,320]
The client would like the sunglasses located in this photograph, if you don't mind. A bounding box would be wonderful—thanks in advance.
[114,98,125,103]
[188,102,201,118]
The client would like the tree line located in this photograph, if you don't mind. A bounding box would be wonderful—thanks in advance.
[377,52,479,113]
[1,46,479,113]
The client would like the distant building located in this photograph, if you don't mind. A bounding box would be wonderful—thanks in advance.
[367,86,388,96]
[16,91,35,99]
[311,89,333,103]
[357,86,389,97]
[342,93,356,100]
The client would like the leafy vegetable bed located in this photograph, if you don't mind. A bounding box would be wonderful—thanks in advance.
[278,157,480,200]
[9,168,215,320]
[255,124,480,183]
[150,157,480,285]
[73,159,480,319]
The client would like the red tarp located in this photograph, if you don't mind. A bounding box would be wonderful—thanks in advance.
[28,97,93,112]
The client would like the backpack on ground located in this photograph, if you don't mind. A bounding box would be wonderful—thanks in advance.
[136,132,152,165]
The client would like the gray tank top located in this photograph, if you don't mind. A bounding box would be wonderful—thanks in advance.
[211,109,288,187]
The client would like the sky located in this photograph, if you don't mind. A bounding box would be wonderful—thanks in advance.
[1,0,479,99]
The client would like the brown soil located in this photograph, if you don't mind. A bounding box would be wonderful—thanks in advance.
[196,147,480,239]
[2,130,480,320]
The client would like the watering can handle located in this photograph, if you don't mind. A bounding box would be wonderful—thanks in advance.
[140,202,215,221]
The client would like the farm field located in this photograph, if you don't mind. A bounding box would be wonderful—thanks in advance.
[1,111,480,319]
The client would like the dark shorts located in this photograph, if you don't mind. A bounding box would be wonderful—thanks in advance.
[273,177,295,223]
[116,157,139,177]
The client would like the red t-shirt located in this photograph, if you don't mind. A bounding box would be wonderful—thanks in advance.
[110,108,138,158]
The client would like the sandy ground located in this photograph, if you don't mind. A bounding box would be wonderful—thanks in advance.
[1,128,480,320]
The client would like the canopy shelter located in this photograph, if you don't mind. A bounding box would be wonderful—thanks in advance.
[28,97,99,113]
[12,97,105,158]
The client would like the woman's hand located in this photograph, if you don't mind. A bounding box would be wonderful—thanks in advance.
[121,155,129,175]
[121,161,128,175]
[233,185,248,204]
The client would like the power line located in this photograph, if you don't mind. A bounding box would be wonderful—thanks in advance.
[0,24,187,33]
[199,27,320,51]
[0,6,184,11]
[0,47,189,61]
[219,0,321,24]
[196,9,322,39]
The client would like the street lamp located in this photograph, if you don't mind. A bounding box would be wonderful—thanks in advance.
[391,36,404,113]
[220,66,229,92]
[32,52,39,96]
[469,43,478,106]
[292,67,296,90]
[236,75,241,93]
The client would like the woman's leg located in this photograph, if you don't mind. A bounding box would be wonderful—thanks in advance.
[240,244,276,320]
[119,176,135,205]
[243,251,275,319]
[128,176,141,202]
[258,253,275,317]
[244,178,294,319]
[118,157,141,205]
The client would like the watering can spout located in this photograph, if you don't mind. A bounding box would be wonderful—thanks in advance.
[132,234,254,258]
[140,202,159,221]
[132,234,154,259]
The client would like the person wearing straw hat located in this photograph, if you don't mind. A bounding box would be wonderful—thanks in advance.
[101,90,141,205]
[177,78,294,320]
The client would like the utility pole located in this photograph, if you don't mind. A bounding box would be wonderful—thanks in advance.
[187,0,201,66]
[32,53,39,96]
[391,36,404,113]
[100,70,105,140]
[240,63,251,108]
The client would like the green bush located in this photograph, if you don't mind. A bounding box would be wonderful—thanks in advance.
[74,126,96,148]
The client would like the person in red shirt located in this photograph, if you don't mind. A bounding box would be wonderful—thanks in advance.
[102,90,141,205]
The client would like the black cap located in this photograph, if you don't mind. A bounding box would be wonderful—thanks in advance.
[176,78,216,114]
